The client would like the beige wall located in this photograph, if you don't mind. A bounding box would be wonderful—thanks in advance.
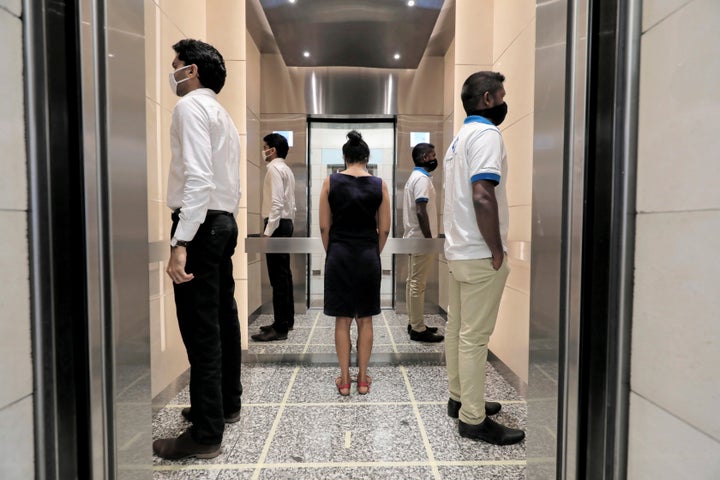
[246,31,263,315]
[628,0,720,477]
[146,0,251,395]
[448,0,535,383]
[0,2,34,477]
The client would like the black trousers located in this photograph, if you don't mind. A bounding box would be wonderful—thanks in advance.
[171,211,242,445]
[265,218,295,332]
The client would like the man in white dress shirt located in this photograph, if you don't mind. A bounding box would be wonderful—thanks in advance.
[402,142,444,343]
[154,39,242,460]
[252,133,297,342]
[443,71,524,445]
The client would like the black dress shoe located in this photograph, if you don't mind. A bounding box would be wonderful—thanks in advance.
[152,430,221,459]
[409,329,444,342]
[458,417,525,445]
[260,323,294,332]
[448,398,502,418]
[407,324,439,334]
[181,407,241,424]
[251,327,288,342]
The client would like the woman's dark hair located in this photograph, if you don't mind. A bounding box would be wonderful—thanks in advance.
[411,142,435,166]
[342,130,370,164]
[461,71,505,115]
[263,133,289,159]
[172,39,226,94]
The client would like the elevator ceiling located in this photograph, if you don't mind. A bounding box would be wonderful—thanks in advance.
[253,0,448,69]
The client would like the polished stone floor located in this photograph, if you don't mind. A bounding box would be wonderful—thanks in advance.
[152,310,527,479]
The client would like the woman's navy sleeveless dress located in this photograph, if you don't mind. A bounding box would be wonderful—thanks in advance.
[323,173,383,318]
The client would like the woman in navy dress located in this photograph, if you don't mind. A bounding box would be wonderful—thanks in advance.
[319,130,391,396]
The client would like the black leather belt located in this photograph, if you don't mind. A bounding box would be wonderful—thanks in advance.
[172,209,233,218]
[206,209,233,217]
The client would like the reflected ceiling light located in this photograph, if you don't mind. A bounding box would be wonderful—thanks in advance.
[393,53,401,60]
[289,0,296,3]
[303,51,311,58]
[407,0,415,6]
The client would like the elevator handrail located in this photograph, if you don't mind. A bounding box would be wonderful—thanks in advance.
[244,237,445,254]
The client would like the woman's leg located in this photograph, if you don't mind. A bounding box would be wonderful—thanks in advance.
[335,317,353,391]
[355,316,374,392]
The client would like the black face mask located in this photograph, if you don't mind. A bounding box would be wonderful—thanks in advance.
[470,101,508,126]
[424,159,438,172]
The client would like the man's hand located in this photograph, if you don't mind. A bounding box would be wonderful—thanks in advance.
[166,247,194,284]
[491,251,504,271]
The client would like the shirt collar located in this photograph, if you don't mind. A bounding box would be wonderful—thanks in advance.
[413,166,431,177]
[185,87,217,99]
[464,115,494,125]
[266,157,286,167]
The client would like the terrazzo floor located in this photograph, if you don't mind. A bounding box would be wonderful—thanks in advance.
[152,310,527,479]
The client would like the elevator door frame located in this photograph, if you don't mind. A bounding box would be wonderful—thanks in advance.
[529,0,640,479]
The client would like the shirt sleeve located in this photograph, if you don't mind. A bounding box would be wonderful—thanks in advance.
[172,99,215,242]
[414,175,431,204]
[263,165,285,236]
[466,129,503,185]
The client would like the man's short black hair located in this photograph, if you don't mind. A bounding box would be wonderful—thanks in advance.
[172,39,226,94]
[263,133,290,159]
[412,143,435,166]
[461,71,506,115]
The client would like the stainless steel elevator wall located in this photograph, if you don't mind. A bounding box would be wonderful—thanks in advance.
[79,0,152,477]
[528,0,568,478]
[529,0,589,479]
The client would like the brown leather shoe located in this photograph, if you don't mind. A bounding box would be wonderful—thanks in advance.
[152,431,221,460]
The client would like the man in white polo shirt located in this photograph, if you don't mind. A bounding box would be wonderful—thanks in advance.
[443,71,524,445]
[402,142,444,343]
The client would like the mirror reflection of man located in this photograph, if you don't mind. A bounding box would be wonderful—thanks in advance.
[402,143,444,343]
[252,133,296,342]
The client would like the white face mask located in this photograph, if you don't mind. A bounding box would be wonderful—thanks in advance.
[262,148,273,161]
[169,65,192,96]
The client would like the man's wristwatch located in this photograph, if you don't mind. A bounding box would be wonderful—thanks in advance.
[170,238,190,248]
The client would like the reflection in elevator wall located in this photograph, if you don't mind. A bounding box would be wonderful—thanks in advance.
[257,115,309,314]
[307,120,396,308]
[394,115,445,314]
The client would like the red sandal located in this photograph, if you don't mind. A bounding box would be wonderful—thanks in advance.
[357,375,372,395]
[335,376,351,396]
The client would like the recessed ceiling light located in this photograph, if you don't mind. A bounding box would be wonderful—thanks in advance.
[394,53,401,60]
[408,0,416,6]
[303,51,310,58]
[289,0,297,4]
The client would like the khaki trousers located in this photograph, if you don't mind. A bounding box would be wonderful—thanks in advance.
[406,253,435,332]
[445,257,509,425]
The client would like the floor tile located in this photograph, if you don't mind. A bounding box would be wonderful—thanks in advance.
[154,470,221,480]
[154,310,527,479]
[437,465,525,479]
[241,365,296,404]
[256,466,435,479]
[263,405,429,463]
[286,366,412,404]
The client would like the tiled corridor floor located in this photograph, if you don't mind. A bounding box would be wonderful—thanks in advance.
[152,310,527,479]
